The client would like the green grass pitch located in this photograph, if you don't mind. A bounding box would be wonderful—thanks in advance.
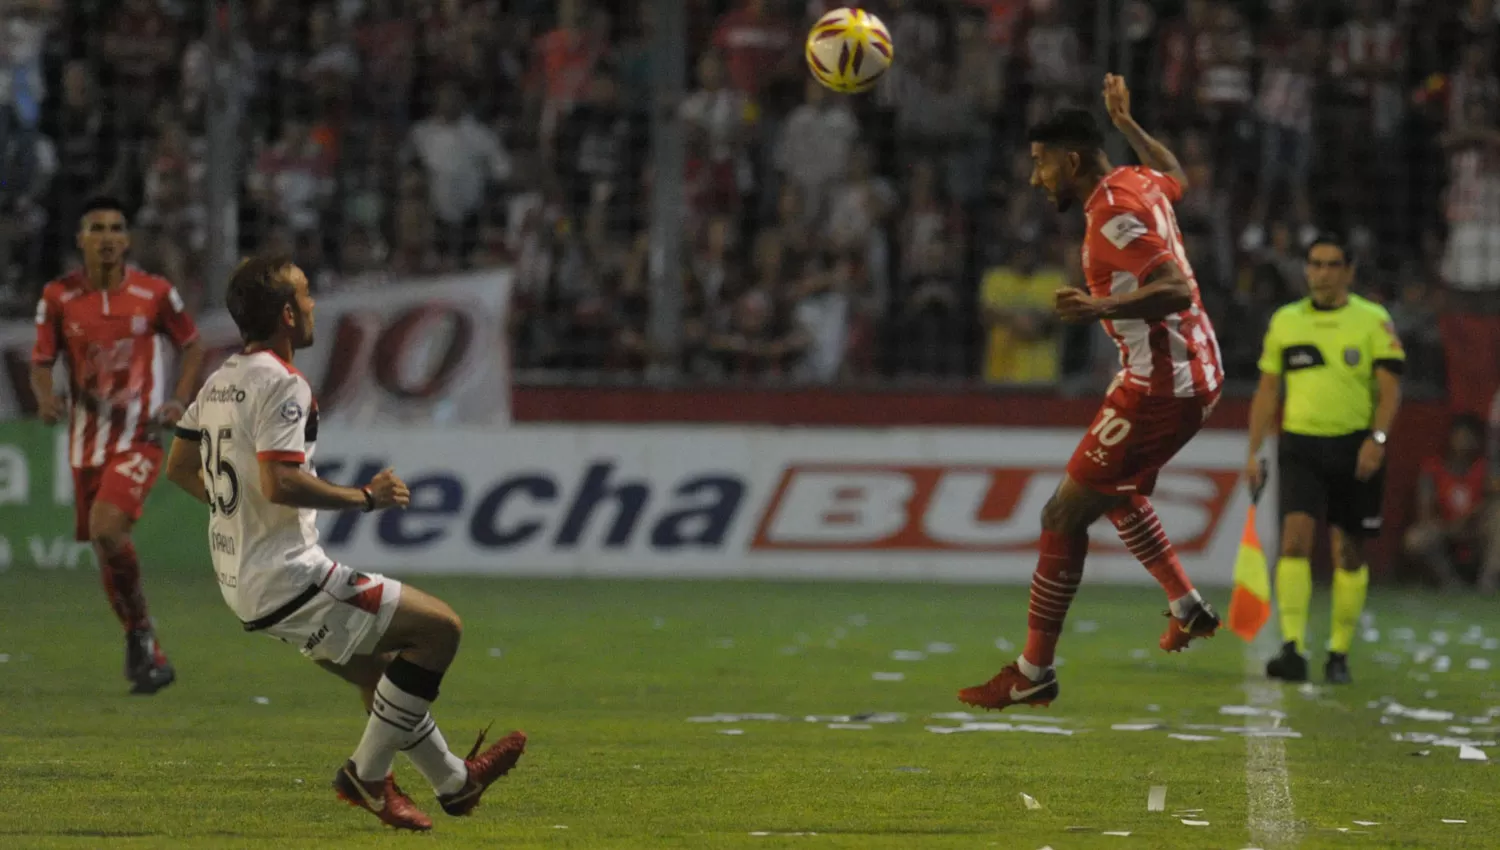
[1,569,1496,849]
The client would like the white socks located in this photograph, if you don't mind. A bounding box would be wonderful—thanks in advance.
[403,726,469,795]
[350,658,465,794]
[1169,589,1204,619]
[1017,656,1049,680]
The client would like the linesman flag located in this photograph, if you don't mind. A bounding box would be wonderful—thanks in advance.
[1228,459,1271,642]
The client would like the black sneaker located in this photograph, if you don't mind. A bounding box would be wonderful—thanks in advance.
[1265,641,1309,682]
[1325,652,1352,685]
[126,629,176,695]
[123,629,149,679]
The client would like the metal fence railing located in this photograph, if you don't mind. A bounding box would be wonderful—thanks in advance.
[5,0,1495,399]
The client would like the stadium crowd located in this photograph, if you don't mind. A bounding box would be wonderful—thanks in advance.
[1,0,1498,398]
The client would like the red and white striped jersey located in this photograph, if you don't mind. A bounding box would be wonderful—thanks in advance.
[32,267,199,469]
[1081,167,1223,399]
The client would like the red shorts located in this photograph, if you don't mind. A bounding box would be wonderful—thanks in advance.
[71,444,164,542]
[1066,382,1220,497]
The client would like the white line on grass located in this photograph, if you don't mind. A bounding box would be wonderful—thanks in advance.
[1243,633,1300,849]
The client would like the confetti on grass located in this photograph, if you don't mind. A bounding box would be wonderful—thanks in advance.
[872,672,905,682]
[1020,793,1042,810]
[1147,785,1167,812]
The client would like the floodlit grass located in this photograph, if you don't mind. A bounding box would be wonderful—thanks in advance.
[0,570,1495,849]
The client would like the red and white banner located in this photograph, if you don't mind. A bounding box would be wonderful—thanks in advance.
[309,425,1256,584]
[0,270,513,425]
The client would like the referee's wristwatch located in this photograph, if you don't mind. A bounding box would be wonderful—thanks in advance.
[1370,429,1388,447]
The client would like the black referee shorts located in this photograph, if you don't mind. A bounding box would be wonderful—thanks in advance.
[1278,431,1386,539]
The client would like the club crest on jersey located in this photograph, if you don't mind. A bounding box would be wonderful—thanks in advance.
[1343,346,1361,366]
[1101,213,1148,249]
[131,314,148,335]
[279,399,305,423]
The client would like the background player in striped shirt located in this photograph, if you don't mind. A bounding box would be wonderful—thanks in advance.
[960,76,1225,711]
[30,197,204,695]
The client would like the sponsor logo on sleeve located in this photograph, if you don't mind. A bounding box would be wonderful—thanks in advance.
[279,399,305,423]
[1101,213,1148,249]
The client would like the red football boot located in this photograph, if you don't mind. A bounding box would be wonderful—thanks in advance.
[1160,601,1221,653]
[957,664,1060,710]
[437,726,528,816]
[332,761,433,831]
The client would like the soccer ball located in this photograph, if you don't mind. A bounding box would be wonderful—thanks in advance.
[805,7,893,94]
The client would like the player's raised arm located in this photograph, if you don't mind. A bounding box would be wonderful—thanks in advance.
[1102,74,1188,193]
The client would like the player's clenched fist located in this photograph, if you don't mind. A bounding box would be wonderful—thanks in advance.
[1054,287,1107,323]
[365,468,411,509]
[37,394,61,425]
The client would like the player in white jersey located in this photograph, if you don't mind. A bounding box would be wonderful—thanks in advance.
[165,257,525,832]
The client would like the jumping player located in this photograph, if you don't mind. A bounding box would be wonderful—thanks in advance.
[959,75,1225,710]
[163,257,525,831]
[31,197,204,695]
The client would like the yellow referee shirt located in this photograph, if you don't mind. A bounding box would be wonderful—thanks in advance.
[1257,294,1405,437]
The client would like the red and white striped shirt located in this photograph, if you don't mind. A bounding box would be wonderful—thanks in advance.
[1082,167,1223,399]
[32,267,199,468]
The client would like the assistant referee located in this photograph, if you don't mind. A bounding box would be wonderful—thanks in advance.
[1245,233,1404,685]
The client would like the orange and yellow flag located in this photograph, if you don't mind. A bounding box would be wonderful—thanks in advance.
[1228,502,1272,642]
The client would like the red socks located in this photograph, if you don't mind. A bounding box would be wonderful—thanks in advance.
[1023,531,1088,668]
[101,542,151,632]
[1108,495,1193,601]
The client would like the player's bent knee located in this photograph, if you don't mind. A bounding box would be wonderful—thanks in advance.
[88,501,132,551]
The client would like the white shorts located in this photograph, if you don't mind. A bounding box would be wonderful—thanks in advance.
[252,563,403,666]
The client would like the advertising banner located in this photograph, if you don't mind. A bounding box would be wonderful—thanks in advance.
[0,420,204,572]
[1,421,1264,584]
[310,426,1263,585]
[0,269,513,425]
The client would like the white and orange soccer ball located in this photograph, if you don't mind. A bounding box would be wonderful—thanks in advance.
[805,7,893,94]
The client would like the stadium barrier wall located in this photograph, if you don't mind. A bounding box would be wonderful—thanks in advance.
[513,387,1457,579]
[1,420,1258,584]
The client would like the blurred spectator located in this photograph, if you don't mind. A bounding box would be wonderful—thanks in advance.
[1243,29,1319,251]
[248,115,336,236]
[1405,415,1491,589]
[402,82,513,264]
[823,144,895,299]
[0,0,54,131]
[46,61,124,231]
[1156,0,1210,131]
[980,241,1064,384]
[1386,270,1446,386]
[711,0,796,102]
[530,0,606,147]
[708,287,808,379]
[556,70,645,234]
[1328,0,1407,246]
[773,78,857,226]
[353,0,417,126]
[678,50,753,193]
[1437,97,1500,416]
[1023,0,1085,112]
[100,0,177,136]
[791,253,852,383]
[1195,2,1253,182]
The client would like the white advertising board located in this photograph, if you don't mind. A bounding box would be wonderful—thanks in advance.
[311,425,1260,584]
[0,269,512,425]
